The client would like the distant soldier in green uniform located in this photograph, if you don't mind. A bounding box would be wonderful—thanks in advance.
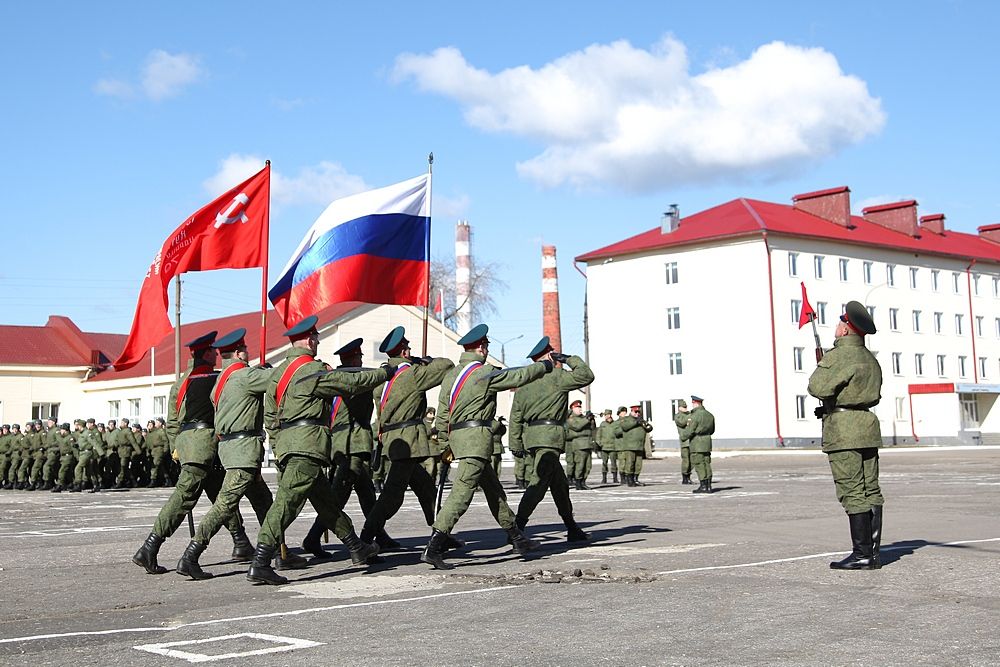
[565,400,593,490]
[41,417,60,490]
[129,422,148,486]
[490,417,506,478]
[50,423,76,492]
[72,419,103,492]
[808,301,884,570]
[27,421,46,490]
[115,417,138,488]
[133,331,256,575]
[619,405,653,487]
[7,424,23,489]
[0,425,12,489]
[359,326,455,548]
[510,336,595,541]
[301,337,400,559]
[681,396,715,493]
[422,324,547,569]
[673,400,693,484]
[595,410,617,484]
[246,316,390,585]
[146,418,169,487]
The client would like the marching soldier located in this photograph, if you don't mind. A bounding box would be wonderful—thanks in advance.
[133,331,255,575]
[422,324,547,569]
[358,326,455,549]
[146,417,169,487]
[808,301,884,570]
[0,425,11,489]
[115,417,138,488]
[596,410,617,484]
[673,400,693,484]
[41,417,60,490]
[51,423,76,492]
[565,400,593,490]
[28,420,46,490]
[247,316,390,585]
[619,406,652,487]
[681,396,715,493]
[510,336,595,541]
[72,419,102,492]
[8,424,23,489]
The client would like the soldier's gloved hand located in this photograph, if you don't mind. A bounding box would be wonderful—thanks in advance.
[550,352,570,364]
[382,363,399,378]
[255,362,273,370]
[813,405,826,419]
[510,448,525,458]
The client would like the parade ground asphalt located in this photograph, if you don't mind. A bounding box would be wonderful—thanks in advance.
[1,448,998,667]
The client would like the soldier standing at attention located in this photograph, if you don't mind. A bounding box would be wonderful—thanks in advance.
[41,417,60,490]
[0,425,11,489]
[246,316,390,585]
[115,417,138,488]
[133,331,255,575]
[359,326,455,549]
[422,324,547,569]
[681,396,715,493]
[7,424,23,489]
[146,418,169,487]
[51,423,76,492]
[619,406,653,487]
[28,420,46,490]
[565,400,593,490]
[510,336,594,541]
[595,410,617,485]
[808,301,883,570]
[673,400,693,484]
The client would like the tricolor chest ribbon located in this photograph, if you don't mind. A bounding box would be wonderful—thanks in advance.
[213,362,248,408]
[330,396,343,426]
[448,361,484,414]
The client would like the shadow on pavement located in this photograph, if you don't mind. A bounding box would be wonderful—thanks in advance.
[880,539,974,567]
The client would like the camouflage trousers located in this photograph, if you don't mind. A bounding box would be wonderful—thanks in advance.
[43,451,60,482]
[600,450,618,475]
[564,448,576,477]
[432,455,515,534]
[194,468,272,546]
[257,455,353,548]
[361,456,436,540]
[513,450,529,481]
[57,453,77,486]
[680,445,691,475]
[74,451,99,487]
[491,453,502,477]
[570,449,592,480]
[152,462,243,539]
[827,448,883,514]
[0,454,10,481]
[516,447,574,525]
[309,452,379,538]
[620,450,642,475]
[690,451,712,482]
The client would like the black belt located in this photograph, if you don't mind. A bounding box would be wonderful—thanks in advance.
[527,419,563,427]
[330,423,353,434]
[450,419,492,431]
[179,421,213,432]
[381,418,424,433]
[278,418,328,430]
[218,430,263,442]
[829,407,871,413]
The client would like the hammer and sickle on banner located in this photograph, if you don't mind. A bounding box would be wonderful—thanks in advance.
[214,193,251,229]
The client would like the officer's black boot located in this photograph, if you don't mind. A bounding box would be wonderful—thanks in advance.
[573,477,583,490]
[176,540,213,580]
[375,531,402,551]
[830,512,876,570]
[633,475,645,487]
[246,543,287,585]
[42,481,53,490]
[566,519,590,543]
[612,472,619,485]
[507,526,540,556]
[601,472,607,485]
[442,532,465,551]
[692,479,709,493]
[342,531,380,565]
[230,526,254,562]
[627,474,638,487]
[580,477,592,490]
[69,483,82,492]
[302,520,331,559]
[275,544,309,570]
[51,484,63,493]
[871,505,883,569]
[682,473,692,485]
[703,479,713,494]
[132,532,168,574]
[421,529,454,570]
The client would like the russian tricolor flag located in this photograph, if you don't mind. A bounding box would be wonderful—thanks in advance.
[269,174,430,326]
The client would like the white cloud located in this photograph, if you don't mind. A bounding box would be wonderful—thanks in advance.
[434,193,470,219]
[94,50,202,102]
[203,154,370,207]
[392,37,886,192]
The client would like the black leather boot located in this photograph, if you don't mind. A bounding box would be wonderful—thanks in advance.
[626,474,636,487]
[275,545,309,570]
[302,520,331,559]
[69,483,82,492]
[601,473,607,484]
[566,519,590,543]
[246,543,287,585]
[633,475,645,487]
[341,531,380,565]
[507,526,540,556]
[579,477,592,490]
[442,533,465,551]
[176,540,213,580]
[612,472,619,485]
[682,474,692,485]
[704,479,713,493]
[132,532,168,574]
[693,479,709,494]
[375,531,402,551]
[421,529,454,570]
[830,512,876,570]
[230,527,254,562]
[51,484,63,493]
[573,477,583,490]
[871,505,883,569]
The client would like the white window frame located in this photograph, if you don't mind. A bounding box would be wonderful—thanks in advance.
[912,310,921,333]
[953,272,961,294]
[863,261,873,285]
[665,262,678,285]
[955,314,964,335]
[958,355,967,378]
[817,302,827,325]
[838,258,849,282]
[788,253,798,277]
[108,400,120,420]
[666,306,680,330]
[814,255,824,279]
[891,352,902,375]
[153,395,167,416]
[668,353,683,375]
[914,353,924,376]
[935,312,943,334]
[937,354,946,377]
[886,264,896,287]
[889,308,899,331]
[931,270,940,292]
[980,357,988,379]
[795,395,807,421]
[793,347,804,372]
[909,267,918,289]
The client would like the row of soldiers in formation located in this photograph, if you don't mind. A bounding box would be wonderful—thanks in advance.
[0,418,179,492]
[130,317,610,584]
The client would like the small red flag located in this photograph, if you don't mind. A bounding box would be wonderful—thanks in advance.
[798,281,817,329]
[114,165,270,370]
[433,290,442,316]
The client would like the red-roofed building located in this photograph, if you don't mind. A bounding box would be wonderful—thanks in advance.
[576,187,1000,447]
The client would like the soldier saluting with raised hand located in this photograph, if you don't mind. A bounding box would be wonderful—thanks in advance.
[808,300,884,570]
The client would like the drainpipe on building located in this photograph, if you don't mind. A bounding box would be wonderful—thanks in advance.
[762,232,785,447]
[573,260,590,412]
[967,258,978,383]
[908,393,920,443]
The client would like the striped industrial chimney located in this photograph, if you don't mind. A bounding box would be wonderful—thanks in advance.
[455,221,472,334]
[542,245,562,353]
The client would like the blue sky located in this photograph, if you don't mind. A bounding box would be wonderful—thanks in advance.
[2,2,998,361]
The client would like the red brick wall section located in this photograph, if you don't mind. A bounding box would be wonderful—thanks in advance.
[792,186,851,227]
[862,201,919,237]
[541,245,562,354]
[919,214,946,235]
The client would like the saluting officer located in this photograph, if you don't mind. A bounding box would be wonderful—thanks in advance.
[808,301,884,570]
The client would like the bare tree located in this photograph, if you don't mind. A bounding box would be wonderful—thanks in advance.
[429,255,508,331]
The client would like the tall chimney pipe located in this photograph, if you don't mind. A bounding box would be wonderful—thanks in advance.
[455,221,472,334]
[542,245,562,353]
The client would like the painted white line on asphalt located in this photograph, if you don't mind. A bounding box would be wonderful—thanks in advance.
[134,632,323,663]
[0,525,150,537]
[0,585,517,645]
[655,537,1000,575]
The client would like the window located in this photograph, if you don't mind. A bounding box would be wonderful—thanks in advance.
[793,347,804,371]
[31,402,59,421]
[796,395,807,420]
[839,258,849,281]
[867,305,875,320]
[935,312,943,334]
[666,307,680,330]
[912,310,921,333]
[817,302,827,325]
[955,314,964,335]
[937,354,946,377]
[886,264,896,286]
[895,397,906,421]
[977,316,984,337]
[153,395,167,416]
[108,400,120,420]
[958,355,967,378]
[814,255,824,279]
[931,270,940,291]
[665,262,678,284]
[994,276,999,297]
[787,253,798,277]
[128,398,141,417]
[996,317,1000,338]
[668,353,683,375]
[791,299,802,323]
[863,261,873,285]
[980,357,989,379]
[953,272,961,294]
[974,274,981,296]
[670,399,685,417]
[960,394,979,429]
[889,308,899,331]
[909,267,918,289]
[914,353,924,376]
[891,352,901,375]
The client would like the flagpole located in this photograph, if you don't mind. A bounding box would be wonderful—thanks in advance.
[174,277,182,380]
[421,152,433,357]
[259,160,271,365]
[440,287,445,358]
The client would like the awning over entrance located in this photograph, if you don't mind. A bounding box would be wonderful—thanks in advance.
[909,383,1000,395]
